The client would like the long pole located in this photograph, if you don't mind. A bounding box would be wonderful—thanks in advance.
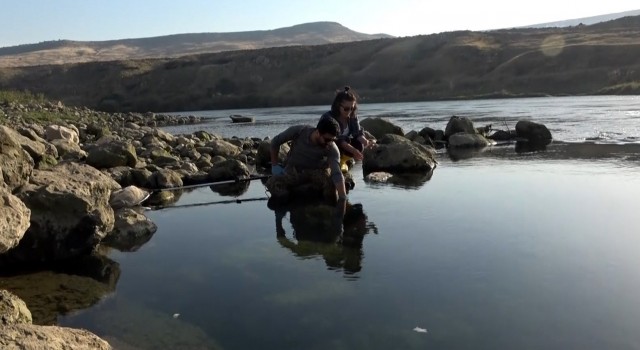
[155,174,271,192]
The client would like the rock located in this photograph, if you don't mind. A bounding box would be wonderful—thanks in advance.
[255,140,290,168]
[102,208,157,252]
[1,264,119,325]
[0,126,50,164]
[0,289,32,325]
[448,133,495,148]
[204,139,242,158]
[208,159,251,182]
[487,129,517,141]
[229,114,255,123]
[0,126,35,191]
[444,116,476,139]
[86,139,138,168]
[362,136,437,173]
[44,125,79,144]
[515,120,552,143]
[5,163,120,265]
[360,117,404,139]
[0,324,112,349]
[0,187,31,254]
[50,138,87,160]
[364,172,394,183]
[109,186,150,209]
[0,290,111,350]
[153,169,183,189]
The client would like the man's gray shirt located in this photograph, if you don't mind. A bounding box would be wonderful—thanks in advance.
[270,125,344,184]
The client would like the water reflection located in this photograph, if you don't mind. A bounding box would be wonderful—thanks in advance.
[209,181,250,196]
[0,253,120,325]
[269,198,377,278]
[363,168,434,190]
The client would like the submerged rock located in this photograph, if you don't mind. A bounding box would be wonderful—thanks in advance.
[0,289,112,349]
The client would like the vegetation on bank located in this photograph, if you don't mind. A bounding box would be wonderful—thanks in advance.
[0,89,80,124]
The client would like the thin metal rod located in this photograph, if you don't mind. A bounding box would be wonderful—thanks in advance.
[149,196,269,210]
[155,175,271,192]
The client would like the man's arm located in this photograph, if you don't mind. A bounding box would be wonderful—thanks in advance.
[328,143,347,198]
[270,125,305,166]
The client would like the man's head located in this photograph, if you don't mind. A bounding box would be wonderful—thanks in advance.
[317,116,340,136]
[316,117,340,146]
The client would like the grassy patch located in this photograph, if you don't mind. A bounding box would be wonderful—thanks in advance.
[0,89,47,105]
[0,89,81,124]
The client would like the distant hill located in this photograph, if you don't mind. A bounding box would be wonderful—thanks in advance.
[1,15,639,112]
[0,22,392,67]
[522,9,640,28]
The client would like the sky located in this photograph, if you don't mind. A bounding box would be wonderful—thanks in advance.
[1,0,639,47]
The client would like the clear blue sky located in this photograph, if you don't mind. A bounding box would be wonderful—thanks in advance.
[1,0,638,47]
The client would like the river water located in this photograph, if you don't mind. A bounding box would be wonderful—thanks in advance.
[7,96,640,349]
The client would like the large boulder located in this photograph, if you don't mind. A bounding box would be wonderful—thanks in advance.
[515,120,552,143]
[208,159,251,181]
[0,187,31,254]
[203,139,242,158]
[5,163,120,265]
[86,139,138,169]
[360,117,404,139]
[50,138,87,160]
[256,139,290,168]
[0,126,35,192]
[0,126,56,168]
[153,169,183,189]
[44,125,79,144]
[362,135,437,173]
[444,116,476,139]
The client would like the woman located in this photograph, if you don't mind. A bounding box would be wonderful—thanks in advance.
[319,86,373,170]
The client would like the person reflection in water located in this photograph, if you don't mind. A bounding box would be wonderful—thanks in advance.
[269,197,374,277]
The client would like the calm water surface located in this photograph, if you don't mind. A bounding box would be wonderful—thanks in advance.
[17,97,640,349]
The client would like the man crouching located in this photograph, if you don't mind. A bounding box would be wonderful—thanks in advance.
[266,117,347,203]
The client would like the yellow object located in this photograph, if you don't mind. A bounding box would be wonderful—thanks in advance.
[340,155,352,173]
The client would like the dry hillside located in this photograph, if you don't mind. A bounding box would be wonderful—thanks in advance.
[0,16,639,112]
[0,22,391,68]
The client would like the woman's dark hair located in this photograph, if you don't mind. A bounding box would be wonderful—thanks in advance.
[330,86,358,117]
[316,115,340,136]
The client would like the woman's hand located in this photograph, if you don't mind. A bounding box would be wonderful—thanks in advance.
[358,135,374,149]
[351,148,364,160]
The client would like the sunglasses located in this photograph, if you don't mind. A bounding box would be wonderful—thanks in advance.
[340,105,355,112]
[322,136,337,144]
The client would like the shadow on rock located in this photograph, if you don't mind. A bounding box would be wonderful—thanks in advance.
[0,253,120,325]
[269,198,377,277]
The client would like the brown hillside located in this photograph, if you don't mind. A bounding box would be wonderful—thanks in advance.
[0,16,639,112]
[0,22,391,68]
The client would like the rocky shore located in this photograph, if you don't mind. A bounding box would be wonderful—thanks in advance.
[0,97,550,348]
